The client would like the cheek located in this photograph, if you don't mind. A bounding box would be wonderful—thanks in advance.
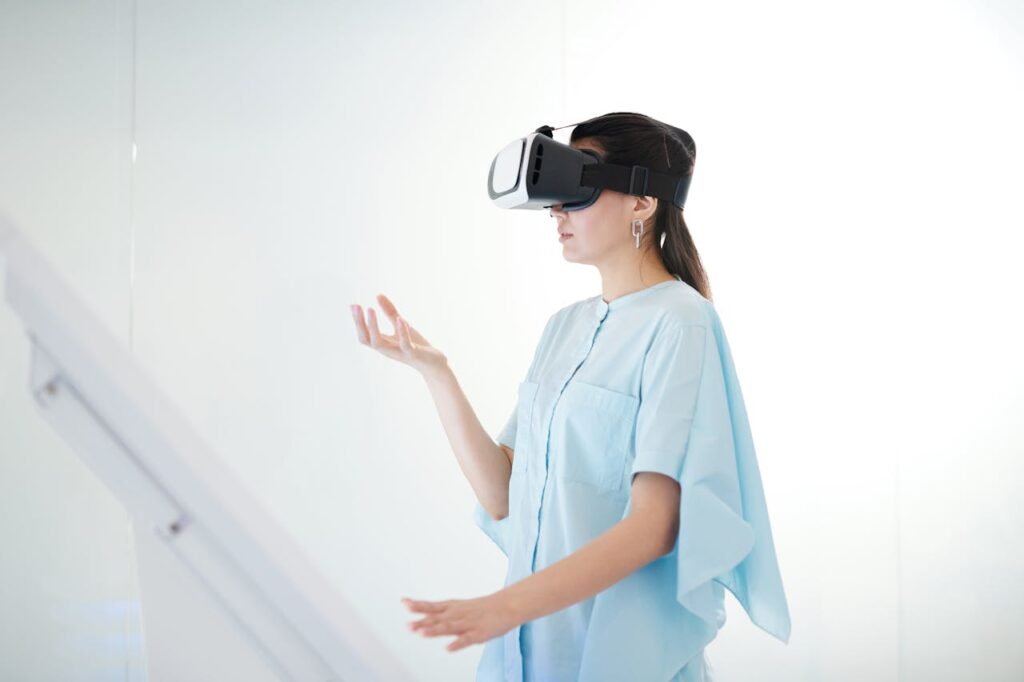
[576,218,617,246]
[572,211,607,237]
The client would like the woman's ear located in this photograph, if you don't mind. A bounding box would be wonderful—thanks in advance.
[632,195,658,223]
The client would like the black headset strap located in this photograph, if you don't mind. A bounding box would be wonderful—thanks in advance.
[581,163,692,210]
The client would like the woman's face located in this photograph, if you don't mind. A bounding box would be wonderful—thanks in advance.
[549,140,641,264]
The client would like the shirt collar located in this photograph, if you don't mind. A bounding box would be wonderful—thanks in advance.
[592,279,680,319]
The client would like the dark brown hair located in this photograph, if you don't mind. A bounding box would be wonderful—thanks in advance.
[570,112,712,302]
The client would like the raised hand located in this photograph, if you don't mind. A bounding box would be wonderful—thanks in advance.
[350,293,448,376]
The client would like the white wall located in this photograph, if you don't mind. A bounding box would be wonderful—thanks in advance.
[1,0,1022,681]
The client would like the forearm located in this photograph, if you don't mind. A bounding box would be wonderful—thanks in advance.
[499,512,669,624]
[421,363,511,519]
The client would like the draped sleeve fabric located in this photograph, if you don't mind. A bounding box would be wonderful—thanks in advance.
[628,312,792,647]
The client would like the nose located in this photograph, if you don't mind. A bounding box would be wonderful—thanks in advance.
[549,204,567,218]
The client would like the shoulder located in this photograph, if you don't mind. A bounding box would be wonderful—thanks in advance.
[642,281,716,331]
[543,295,593,332]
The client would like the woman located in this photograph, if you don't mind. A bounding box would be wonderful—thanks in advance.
[351,112,791,681]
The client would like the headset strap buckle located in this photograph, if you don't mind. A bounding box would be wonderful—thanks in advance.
[629,165,649,196]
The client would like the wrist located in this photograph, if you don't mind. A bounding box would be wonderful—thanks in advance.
[420,359,452,385]
[493,585,532,626]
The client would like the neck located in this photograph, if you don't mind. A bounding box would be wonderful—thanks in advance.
[599,262,676,304]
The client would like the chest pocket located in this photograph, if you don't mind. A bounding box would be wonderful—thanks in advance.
[512,380,540,473]
[551,380,639,493]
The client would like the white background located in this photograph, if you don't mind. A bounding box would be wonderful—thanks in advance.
[1,0,1022,680]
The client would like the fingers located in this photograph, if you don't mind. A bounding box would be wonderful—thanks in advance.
[410,611,471,637]
[351,305,396,353]
[401,598,446,614]
[372,309,402,347]
[401,598,479,652]
[350,304,369,344]
[353,295,431,352]
[376,293,400,323]
[447,634,474,652]
[417,620,465,637]
[409,612,469,632]
[410,616,442,634]
[396,316,412,352]
[378,295,415,344]
[408,615,436,631]
[365,308,384,345]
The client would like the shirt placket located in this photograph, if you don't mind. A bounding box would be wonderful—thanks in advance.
[503,299,611,681]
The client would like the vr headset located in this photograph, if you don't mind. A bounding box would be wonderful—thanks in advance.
[487,122,694,212]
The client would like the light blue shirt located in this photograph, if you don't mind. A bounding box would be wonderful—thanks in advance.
[473,279,791,682]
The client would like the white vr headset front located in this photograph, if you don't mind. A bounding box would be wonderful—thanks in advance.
[487,122,694,212]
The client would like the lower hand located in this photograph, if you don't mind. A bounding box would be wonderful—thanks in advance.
[400,591,520,653]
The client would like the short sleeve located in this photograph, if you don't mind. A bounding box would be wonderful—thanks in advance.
[495,405,517,450]
[630,322,708,483]
[472,501,509,557]
[627,315,792,645]
[474,405,515,556]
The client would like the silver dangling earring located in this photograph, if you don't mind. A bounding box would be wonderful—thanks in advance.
[631,219,644,249]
